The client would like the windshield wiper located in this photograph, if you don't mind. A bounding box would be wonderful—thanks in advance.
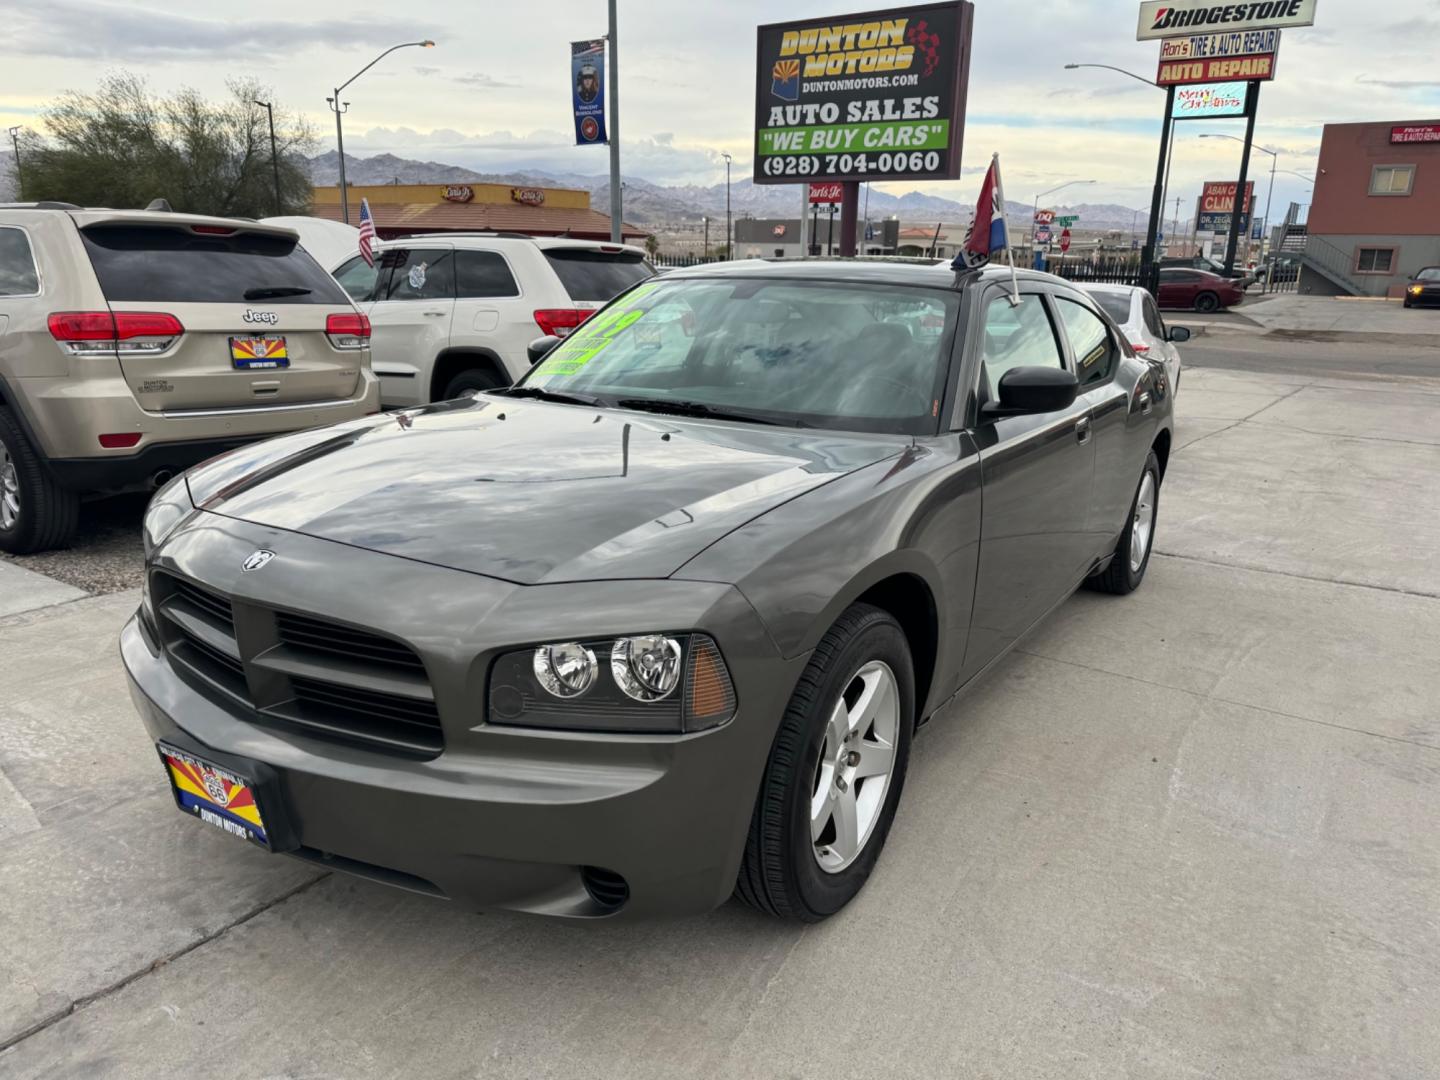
[243,286,313,300]
[614,397,792,426]
[494,386,604,407]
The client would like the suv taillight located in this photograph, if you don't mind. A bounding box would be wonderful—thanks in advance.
[533,309,593,337]
[326,312,371,350]
[48,311,184,355]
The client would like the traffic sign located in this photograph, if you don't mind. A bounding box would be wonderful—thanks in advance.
[1054,215,1079,227]
[1059,228,1071,253]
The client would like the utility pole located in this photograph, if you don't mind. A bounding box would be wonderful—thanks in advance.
[253,101,283,216]
[1222,81,1260,276]
[722,152,732,260]
[6,126,20,200]
[607,0,622,243]
[1172,197,1181,254]
[702,215,708,260]
[1141,85,1177,293]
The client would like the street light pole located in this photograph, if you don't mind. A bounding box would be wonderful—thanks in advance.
[1031,178,1096,255]
[607,0,622,244]
[329,39,436,224]
[1201,132,1278,261]
[253,100,282,216]
[722,152,732,261]
[6,126,20,199]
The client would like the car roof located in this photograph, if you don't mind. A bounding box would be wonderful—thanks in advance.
[373,233,647,258]
[655,257,1077,292]
[0,203,299,239]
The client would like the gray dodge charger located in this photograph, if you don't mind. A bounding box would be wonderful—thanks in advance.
[124,260,1174,922]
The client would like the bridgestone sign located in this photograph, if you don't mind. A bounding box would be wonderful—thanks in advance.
[1136,0,1316,40]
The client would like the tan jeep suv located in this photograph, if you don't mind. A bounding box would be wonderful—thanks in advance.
[0,203,379,553]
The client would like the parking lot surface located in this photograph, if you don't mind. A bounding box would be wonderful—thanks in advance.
[2,341,1439,1078]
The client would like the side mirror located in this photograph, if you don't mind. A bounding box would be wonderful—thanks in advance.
[985,366,1078,417]
[527,335,561,365]
[1167,325,1191,343]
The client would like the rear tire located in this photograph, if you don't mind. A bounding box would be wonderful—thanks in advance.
[0,407,79,555]
[1194,292,1220,313]
[441,368,509,400]
[1088,451,1160,596]
[735,603,914,922]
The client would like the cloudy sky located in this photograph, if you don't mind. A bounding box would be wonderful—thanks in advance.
[3,0,1439,216]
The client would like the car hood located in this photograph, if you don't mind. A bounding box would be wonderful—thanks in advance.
[189,396,908,585]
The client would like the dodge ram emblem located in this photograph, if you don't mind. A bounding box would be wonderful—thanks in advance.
[241,549,275,572]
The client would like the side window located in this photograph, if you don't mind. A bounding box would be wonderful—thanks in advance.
[1142,295,1164,336]
[455,250,520,299]
[1055,298,1118,386]
[333,255,380,302]
[382,248,455,301]
[0,227,40,296]
[980,293,1063,391]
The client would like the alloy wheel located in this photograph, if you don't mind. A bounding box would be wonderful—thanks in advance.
[0,441,20,532]
[811,660,900,874]
[1130,471,1156,572]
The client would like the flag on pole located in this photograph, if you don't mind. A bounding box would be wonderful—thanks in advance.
[953,154,1021,303]
[357,198,377,267]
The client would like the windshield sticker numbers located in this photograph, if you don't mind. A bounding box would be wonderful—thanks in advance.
[408,262,428,291]
[532,282,663,380]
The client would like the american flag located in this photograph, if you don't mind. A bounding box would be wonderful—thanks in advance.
[357,198,376,267]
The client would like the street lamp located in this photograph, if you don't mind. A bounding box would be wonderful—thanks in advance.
[252,101,282,216]
[1032,179,1096,248]
[1062,62,1157,87]
[1200,132,1277,256]
[721,152,733,261]
[330,39,436,224]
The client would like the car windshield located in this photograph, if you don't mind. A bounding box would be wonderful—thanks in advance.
[1417,267,1440,282]
[1091,292,1132,324]
[521,277,957,434]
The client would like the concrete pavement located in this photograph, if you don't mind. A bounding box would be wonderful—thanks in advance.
[2,364,1439,1078]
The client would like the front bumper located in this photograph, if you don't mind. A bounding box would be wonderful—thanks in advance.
[122,518,804,919]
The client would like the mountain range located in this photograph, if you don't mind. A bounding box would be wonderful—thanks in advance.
[304,151,1166,233]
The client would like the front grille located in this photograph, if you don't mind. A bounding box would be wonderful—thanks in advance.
[152,571,442,758]
[276,612,425,672]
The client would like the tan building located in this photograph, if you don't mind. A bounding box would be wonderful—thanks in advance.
[312,182,648,242]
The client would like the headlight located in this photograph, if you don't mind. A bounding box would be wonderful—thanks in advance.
[141,473,196,560]
[490,633,736,733]
[1410,285,1424,295]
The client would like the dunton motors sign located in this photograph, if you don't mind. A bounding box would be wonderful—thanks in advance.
[1137,0,1316,40]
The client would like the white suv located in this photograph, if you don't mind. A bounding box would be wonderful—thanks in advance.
[332,234,654,405]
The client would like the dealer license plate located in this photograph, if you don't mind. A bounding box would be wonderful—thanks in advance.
[159,744,271,848]
[230,335,289,369]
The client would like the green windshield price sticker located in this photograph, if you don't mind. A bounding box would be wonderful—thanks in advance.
[532,283,661,380]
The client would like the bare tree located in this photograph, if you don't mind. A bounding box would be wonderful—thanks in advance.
[18,73,316,216]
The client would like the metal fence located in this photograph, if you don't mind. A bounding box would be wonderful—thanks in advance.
[1046,258,1148,289]
[650,254,727,269]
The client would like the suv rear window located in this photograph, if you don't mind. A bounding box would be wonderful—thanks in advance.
[80,225,352,305]
[542,249,653,302]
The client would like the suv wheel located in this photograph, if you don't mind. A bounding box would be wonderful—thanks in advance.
[735,603,914,921]
[0,407,79,554]
[442,368,508,399]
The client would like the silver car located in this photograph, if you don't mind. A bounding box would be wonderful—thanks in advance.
[1082,284,1189,395]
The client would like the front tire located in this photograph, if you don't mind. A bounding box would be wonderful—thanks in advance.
[0,407,79,555]
[1194,292,1220,313]
[1088,451,1160,596]
[735,603,914,922]
[442,368,508,400]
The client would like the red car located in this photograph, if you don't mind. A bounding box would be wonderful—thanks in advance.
[1157,267,1246,312]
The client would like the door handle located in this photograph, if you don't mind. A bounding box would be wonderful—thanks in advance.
[1075,416,1092,445]
[1137,391,1153,415]
[422,309,446,317]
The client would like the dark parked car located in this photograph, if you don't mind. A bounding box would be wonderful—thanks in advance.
[125,261,1173,922]
[1160,255,1257,289]
[1158,267,1246,312]
[1404,266,1440,309]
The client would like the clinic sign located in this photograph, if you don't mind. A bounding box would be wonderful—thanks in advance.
[754,2,974,185]
[1137,0,1316,39]
[1197,179,1253,232]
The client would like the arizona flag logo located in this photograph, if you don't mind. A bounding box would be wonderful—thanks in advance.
[772,59,800,101]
